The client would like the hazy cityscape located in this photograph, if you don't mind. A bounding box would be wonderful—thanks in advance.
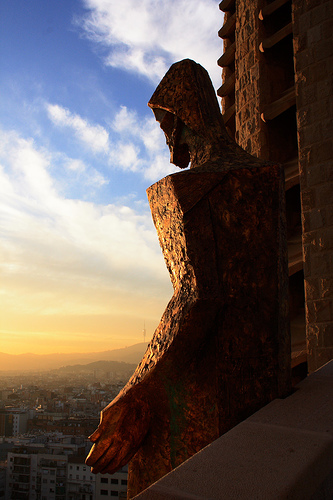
[0,344,146,500]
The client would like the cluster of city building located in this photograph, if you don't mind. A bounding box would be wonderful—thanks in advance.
[0,372,129,500]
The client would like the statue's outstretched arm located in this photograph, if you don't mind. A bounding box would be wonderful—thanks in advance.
[86,386,151,474]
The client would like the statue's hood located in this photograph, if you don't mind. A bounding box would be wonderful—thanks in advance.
[148,59,227,143]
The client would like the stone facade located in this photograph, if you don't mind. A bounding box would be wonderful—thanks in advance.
[218,0,333,373]
[292,0,333,372]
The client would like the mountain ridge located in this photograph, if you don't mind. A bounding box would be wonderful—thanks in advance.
[51,359,138,375]
[0,343,147,372]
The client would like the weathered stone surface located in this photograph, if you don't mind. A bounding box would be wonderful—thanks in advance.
[128,166,290,497]
[86,60,290,499]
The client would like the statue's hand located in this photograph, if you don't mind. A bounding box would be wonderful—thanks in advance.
[86,391,151,474]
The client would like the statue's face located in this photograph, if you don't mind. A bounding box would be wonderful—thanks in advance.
[152,108,190,169]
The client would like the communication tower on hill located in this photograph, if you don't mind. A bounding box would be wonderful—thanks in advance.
[143,322,147,343]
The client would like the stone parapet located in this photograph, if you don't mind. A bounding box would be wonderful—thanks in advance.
[134,360,333,500]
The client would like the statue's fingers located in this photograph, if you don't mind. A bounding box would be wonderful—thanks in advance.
[99,444,138,475]
[85,438,111,468]
[94,437,135,475]
[88,427,102,443]
[88,442,120,474]
[85,444,98,466]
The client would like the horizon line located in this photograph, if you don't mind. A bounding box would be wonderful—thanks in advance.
[0,341,149,357]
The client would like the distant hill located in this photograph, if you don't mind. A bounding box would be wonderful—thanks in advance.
[0,343,147,373]
[52,360,137,375]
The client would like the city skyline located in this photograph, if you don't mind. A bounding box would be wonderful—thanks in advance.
[0,0,222,354]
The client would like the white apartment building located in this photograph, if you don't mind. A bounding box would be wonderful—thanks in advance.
[67,455,95,500]
[95,465,128,500]
[11,412,28,437]
[6,450,67,500]
[67,456,128,500]
[5,441,128,499]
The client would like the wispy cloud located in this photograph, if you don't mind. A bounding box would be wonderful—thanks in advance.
[78,0,222,87]
[109,105,177,179]
[46,102,176,181]
[0,129,171,328]
[47,104,109,154]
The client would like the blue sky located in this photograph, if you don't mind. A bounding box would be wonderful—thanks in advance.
[0,0,222,354]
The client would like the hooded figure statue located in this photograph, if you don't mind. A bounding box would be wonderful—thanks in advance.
[148,58,261,171]
[86,59,290,499]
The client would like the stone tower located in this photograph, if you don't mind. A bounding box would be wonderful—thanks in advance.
[218,0,332,374]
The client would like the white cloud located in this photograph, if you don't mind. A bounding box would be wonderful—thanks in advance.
[109,142,140,171]
[78,0,222,88]
[112,105,139,134]
[62,157,109,190]
[0,131,56,206]
[46,102,176,181]
[66,158,86,172]
[109,105,177,180]
[47,103,109,153]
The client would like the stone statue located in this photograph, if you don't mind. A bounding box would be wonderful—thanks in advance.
[86,59,291,498]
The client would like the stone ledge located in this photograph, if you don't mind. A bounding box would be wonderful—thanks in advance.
[134,360,333,500]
